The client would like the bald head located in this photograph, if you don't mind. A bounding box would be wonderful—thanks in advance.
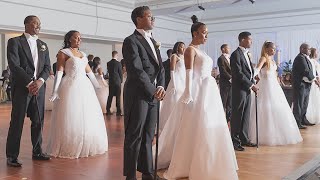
[300,43,311,56]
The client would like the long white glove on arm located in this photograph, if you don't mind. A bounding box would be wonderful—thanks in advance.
[181,69,193,104]
[49,71,63,102]
[100,74,108,87]
[170,70,176,94]
[87,71,101,89]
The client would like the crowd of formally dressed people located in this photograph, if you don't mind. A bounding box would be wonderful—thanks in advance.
[3,5,320,180]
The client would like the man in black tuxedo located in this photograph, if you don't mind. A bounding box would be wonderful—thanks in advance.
[163,49,172,90]
[217,44,232,122]
[230,31,259,151]
[292,43,320,129]
[106,51,123,116]
[6,15,51,167]
[87,54,94,69]
[122,6,165,180]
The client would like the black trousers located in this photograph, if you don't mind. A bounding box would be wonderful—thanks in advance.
[6,87,45,159]
[220,83,232,121]
[231,89,251,146]
[293,83,311,126]
[123,99,158,178]
[106,83,121,113]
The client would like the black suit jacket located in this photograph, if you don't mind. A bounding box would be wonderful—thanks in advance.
[230,47,255,91]
[122,30,165,102]
[107,59,123,86]
[292,53,315,89]
[217,54,232,87]
[163,59,171,90]
[7,34,51,89]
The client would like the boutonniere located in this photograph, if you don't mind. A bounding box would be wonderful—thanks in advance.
[155,41,161,50]
[40,44,47,51]
[247,52,252,60]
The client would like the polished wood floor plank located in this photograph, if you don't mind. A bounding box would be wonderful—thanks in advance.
[1,102,320,180]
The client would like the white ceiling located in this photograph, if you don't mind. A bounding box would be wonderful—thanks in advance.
[92,0,279,19]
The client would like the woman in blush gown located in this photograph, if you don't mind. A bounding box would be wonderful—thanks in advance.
[92,57,109,113]
[306,48,320,124]
[248,41,302,146]
[44,70,54,111]
[161,16,238,180]
[159,41,185,131]
[46,30,108,158]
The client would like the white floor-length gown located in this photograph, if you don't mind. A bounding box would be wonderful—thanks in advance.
[44,75,54,110]
[249,63,302,146]
[162,46,238,180]
[46,48,108,158]
[94,66,109,113]
[159,54,185,131]
[306,59,320,124]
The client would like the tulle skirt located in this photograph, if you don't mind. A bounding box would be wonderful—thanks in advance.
[158,76,238,180]
[249,76,302,146]
[46,75,108,158]
[306,82,320,124]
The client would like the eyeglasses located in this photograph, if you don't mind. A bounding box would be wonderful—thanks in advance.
[147,16,155,21]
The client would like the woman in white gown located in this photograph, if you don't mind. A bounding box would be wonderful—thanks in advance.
[44,71,54,111]
[162,16,238,180]
[92,57,109,113]
[249,41,302,146]
[159,41,186,131]
[306,48,320,124]
[46,30,108,158]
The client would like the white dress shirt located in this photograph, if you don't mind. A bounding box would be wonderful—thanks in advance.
[136,29,158,64]
[223,53,230,64]
[136,29,163,91]
[239,46,253,80]
[24,33,44,87]
[302,54,316,83]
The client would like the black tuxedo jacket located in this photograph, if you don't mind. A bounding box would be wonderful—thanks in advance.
[122,30,165,102]
[107,59,123,86]
[217,54,232,86]
[230,47,255,91]
[7,34,51,89]
[292,53,315,88]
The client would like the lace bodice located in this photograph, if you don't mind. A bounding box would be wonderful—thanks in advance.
[60,48,88,80]
[191,46,213,79]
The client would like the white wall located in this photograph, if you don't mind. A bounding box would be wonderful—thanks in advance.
[177,0,320,67]
[0,0,189,70]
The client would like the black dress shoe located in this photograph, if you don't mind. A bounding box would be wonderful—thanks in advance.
[7,158,22,167]
[125,177,137,180]
[233,145,245,151]
[32,153,51,160]
[142,173,165,180]
[106,112,112,115]
[298,125,307,129]
[242,142,257,147]
[302,121,315,126]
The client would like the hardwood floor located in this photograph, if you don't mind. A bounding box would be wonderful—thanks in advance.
[0,102,320,180]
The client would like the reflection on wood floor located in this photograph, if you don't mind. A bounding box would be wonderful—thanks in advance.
[1,103,320,180]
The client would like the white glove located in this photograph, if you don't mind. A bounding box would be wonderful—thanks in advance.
[49,71,63,102]
[87,71,101,89]
[181,69,193,104]
[170,70,176,94]
[100,74,108,87]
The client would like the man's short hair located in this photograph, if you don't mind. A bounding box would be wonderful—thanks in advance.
[238,31,251,42]
[112,51,118,57]
[131,6,150,26]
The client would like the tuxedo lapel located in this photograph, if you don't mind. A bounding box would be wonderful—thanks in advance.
[237,48,251,72]
[150,38,162,67]
[36,40,44,76]
[221,55,231,71]
[20,35,35,70]
[134,31,158,66]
